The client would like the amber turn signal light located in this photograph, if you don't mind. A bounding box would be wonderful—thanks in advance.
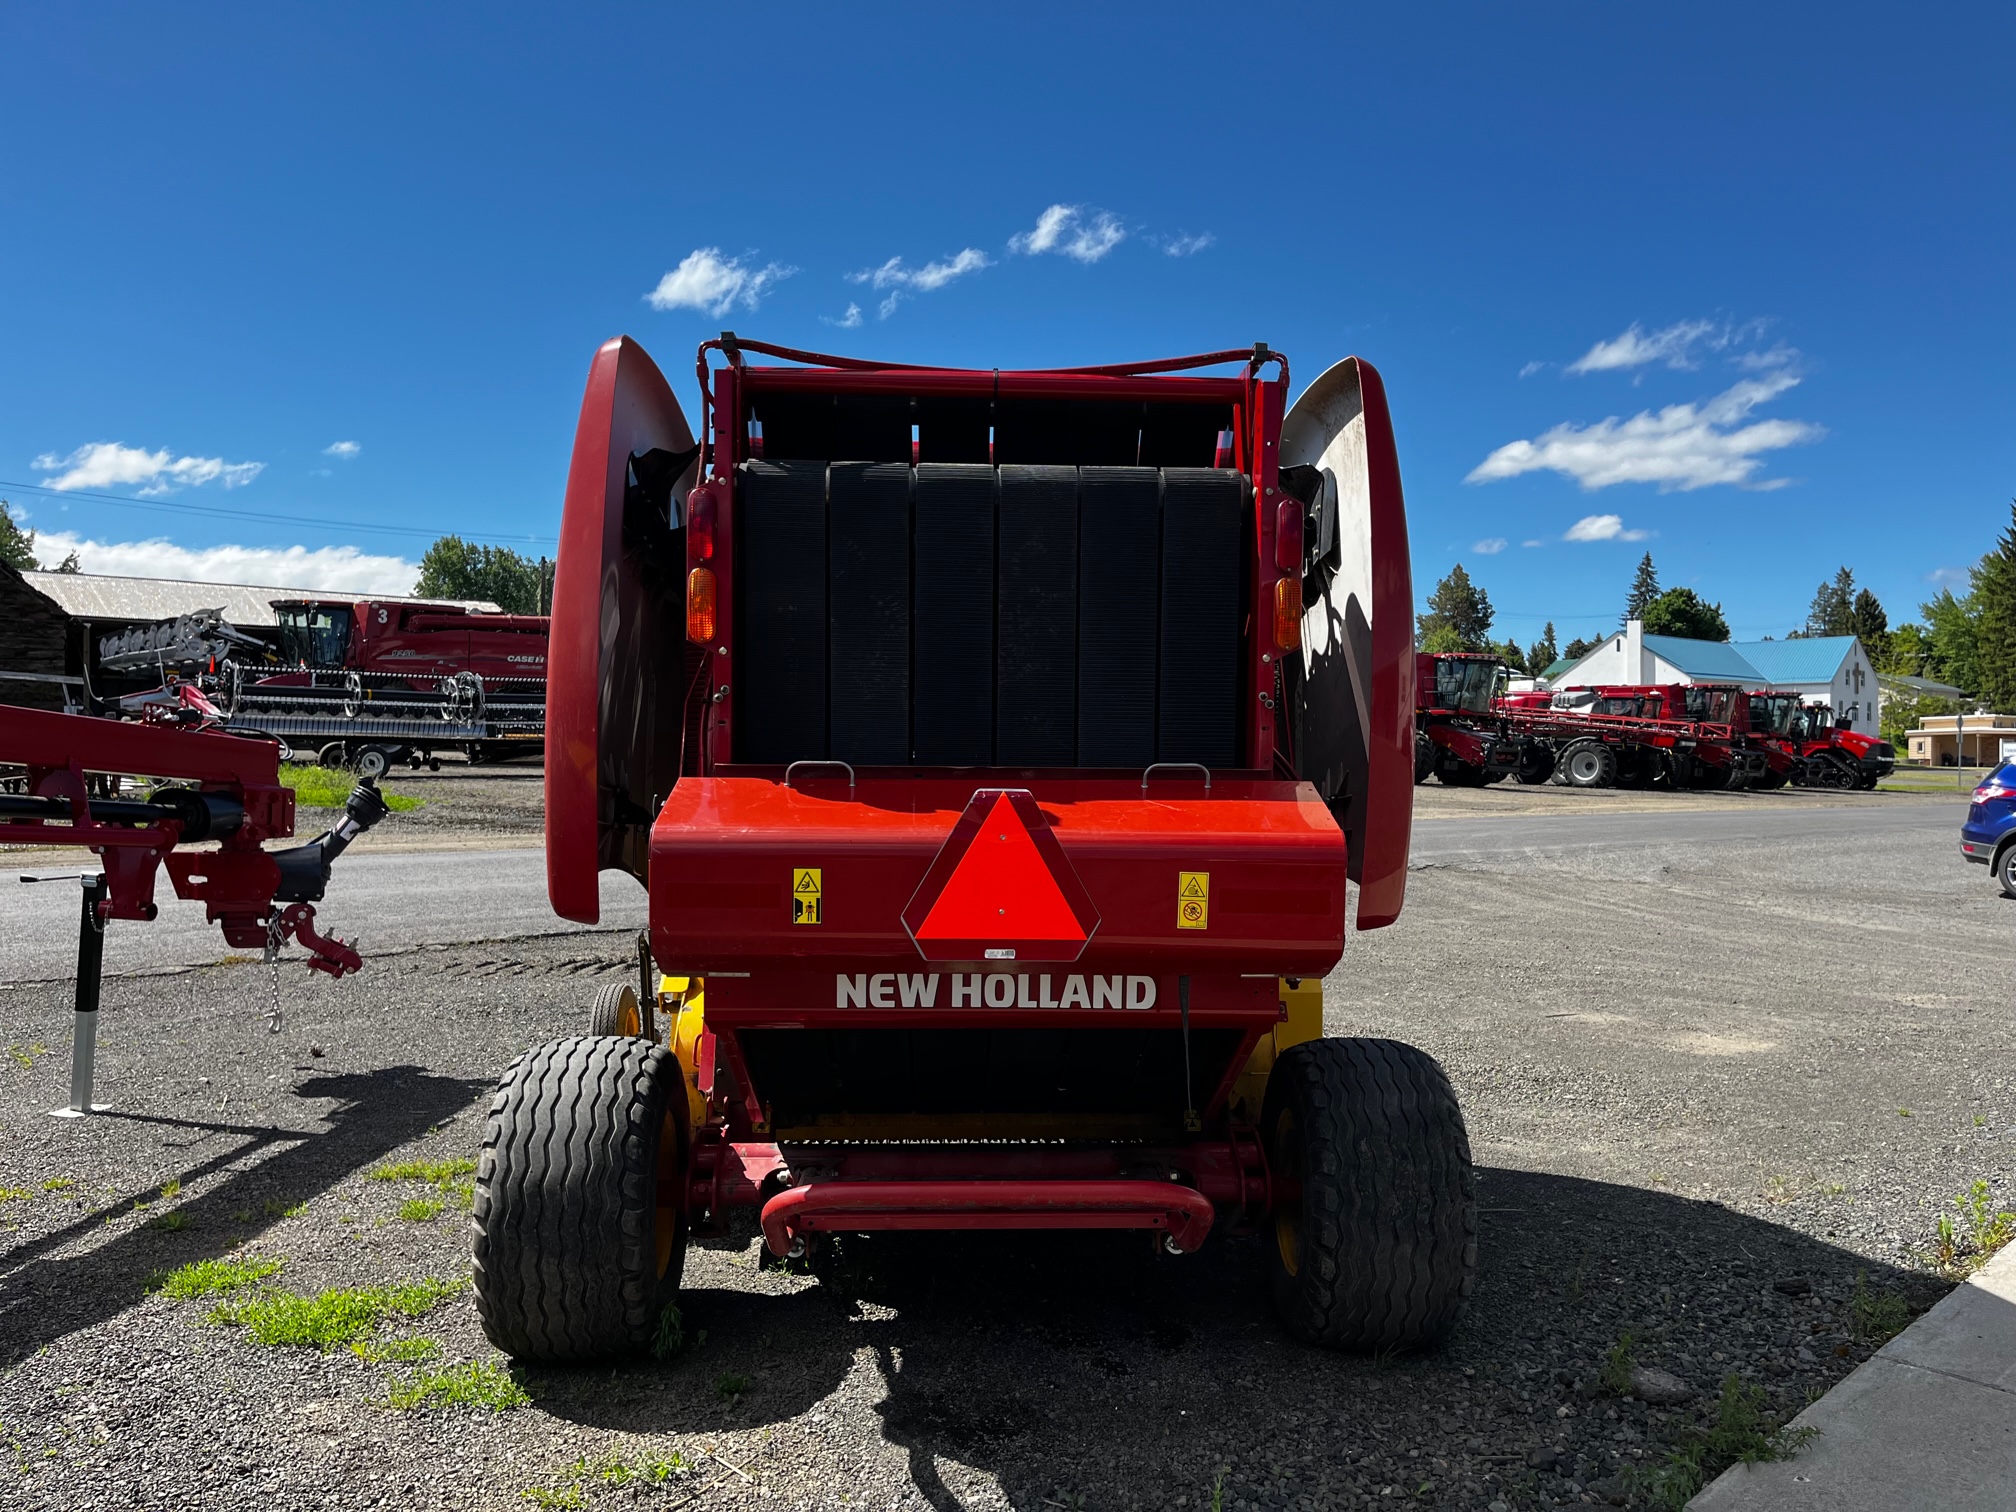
[686,566,718,644]
[1273,576,1301,652]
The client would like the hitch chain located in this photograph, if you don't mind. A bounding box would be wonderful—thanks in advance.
[262,911,285,1034]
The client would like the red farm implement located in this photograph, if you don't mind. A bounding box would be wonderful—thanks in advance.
[0,707,386,1113]
[468,334,1476,1362]
[1486,682,1770,791]
[1413,651,1523,785]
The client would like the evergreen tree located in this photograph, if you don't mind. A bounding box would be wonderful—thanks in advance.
[54,550,81,573]
[414,535,544,614]
[1416,564,1494,651]
[0,501,38,571]
[1526,621,1559,674]
[1639,588,1730,642]
[1493,639,1528,675]
[1972,501,2016,711]
[1805,566,1857,637]
[1623,553,1660,624]
[1562,635,1600,663]
[1849,588,1889,660]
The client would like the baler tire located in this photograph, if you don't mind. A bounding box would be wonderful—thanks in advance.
[1436,760,1489,787]
[1557,740,1617,789]
[588,982,655,1043]
[471,1036,686,1363]
[1515,746,1556,785]
[1263,1038,1477,1352]
[1414,737,1434,785]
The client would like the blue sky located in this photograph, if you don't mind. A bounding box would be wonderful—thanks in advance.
[2,4,2011,644]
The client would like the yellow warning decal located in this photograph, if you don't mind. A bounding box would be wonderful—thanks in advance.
[1177,871,1209,930]
[793,867,823,926]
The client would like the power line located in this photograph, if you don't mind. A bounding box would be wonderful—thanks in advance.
[0,477,556,549]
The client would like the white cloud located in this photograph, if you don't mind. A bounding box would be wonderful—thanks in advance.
[1160,232,1214,257]
[1518,361,1546,378]
[1465,371,1823,492]
[1521,539,1545,548]
[1472,537,1508,554]
[29,531,419,594]
[32,442,264,497]
[1563,514,1650,544]
[1008,204,1126,263]
[1566,320,1720,374]
[323,440,360,458]
[822,302,864,329]
[849,249,991,317]
[644,248,795,316]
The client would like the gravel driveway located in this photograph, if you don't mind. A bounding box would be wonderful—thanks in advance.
[1,802,2006,1512]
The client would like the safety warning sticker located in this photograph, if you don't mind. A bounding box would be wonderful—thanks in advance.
[1177,871,1209,930]
[792,867,823,926]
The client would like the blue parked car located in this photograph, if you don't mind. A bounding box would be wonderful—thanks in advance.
[1961,759,2016,896]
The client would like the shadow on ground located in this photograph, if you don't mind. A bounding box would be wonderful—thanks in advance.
[530,1167,1944,1511]
[0,1066,488,1368]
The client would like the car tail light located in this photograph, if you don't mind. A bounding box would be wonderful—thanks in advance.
[686,567,718,644]
[1977,782,2014,801]
[1273,577,1302,652]
[688,486,716,561]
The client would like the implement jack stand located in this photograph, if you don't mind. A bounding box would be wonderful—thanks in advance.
[50,873,111,1119]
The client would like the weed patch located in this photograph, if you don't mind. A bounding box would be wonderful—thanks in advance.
[159,1178,182,1200]
[1930,1179,2016,1279]
[210,1277,462,1349]
[370,1158,476,1186]
[150,1256,284,1299]
[352,1336,442,1364]
[522,1450,692,1507]
[280,763,422,813]
[145,1211,191,1232]
[41,1178,72,1193]
[7,1044,46,1071]
[1623,1374,1818,1509]
[1848,1272,1913,1345]
[263,1198,307,1219]
[1600,1331,1636,1395]
[398,1197,446,1223]
[715,1371,750,1404]
[380,1359,529,1412]
[0,1188,29,1204]
[651,1302,685,1360]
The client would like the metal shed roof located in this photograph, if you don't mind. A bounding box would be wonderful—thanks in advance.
[1732,637,1857,685]
[1641,634,1768,684]
[18,570,499,624]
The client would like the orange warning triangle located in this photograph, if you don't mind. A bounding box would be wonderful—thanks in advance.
[915,793,1085,942]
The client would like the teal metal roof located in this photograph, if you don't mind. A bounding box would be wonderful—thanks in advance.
[1641,634,1768,683]
[1734,637,1856,685]
[1541,657,1576,679]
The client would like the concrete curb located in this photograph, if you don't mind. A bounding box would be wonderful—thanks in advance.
[1689,1242,2016,1510]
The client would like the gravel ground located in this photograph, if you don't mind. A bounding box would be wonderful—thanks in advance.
[329,762,547,847]
[1,807,2008,1512]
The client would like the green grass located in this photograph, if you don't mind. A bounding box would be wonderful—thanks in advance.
[150,1256,285,1299]
[651,1302,685,1361]
[521,1451,691,1507]
[1623,1374,1819,1510]
[41,1178,72,1192]
[0,1188,29,1204]
[159,1178,182,1200]
[714,1371,750,1403]
[352,1335,442,1364]
[380,1359,529,1412]
[145,1211,191,1232]
[369,1158,476,1186]
[1600,1331,1637,1394]
[279,762,422,812]
[209,1277,462,1349]
[7,1044,45,1070]
[521,1488,585,1511]
[263,1198,307,1219]
[397,1197,445,1223]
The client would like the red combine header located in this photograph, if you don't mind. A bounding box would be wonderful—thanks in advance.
[468,334,1474,1361]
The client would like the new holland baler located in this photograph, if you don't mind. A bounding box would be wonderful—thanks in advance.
[470,334,1473,1361]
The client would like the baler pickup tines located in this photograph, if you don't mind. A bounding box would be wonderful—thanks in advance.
[760,1178,1216,1256]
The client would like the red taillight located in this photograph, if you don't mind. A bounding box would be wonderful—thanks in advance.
[688,486,716,561]
[1977,783,2014,801]
[686,567,718,644]
[1273,577,1302,652]
[1274,497,1304,574]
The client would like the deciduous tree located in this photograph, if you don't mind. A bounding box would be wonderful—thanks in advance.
[1639,588,1730,642]
[414,536,544,615]
[0,501,38,571]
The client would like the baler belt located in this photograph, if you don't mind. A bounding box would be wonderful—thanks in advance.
[738,460,829,763]
[913,464,997,764]
[828,462,912,765]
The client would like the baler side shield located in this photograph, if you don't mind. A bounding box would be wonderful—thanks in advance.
[548,336,696,924]
[1279,358,1414,930]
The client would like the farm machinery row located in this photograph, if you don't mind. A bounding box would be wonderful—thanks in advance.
[91,597,549,775]
[1415,650,1895,792]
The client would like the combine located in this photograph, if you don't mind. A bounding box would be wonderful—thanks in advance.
[468,334,1475,1361]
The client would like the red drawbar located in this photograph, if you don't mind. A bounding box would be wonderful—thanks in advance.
[902,789,1100,962]
[759,1179,1214,1255]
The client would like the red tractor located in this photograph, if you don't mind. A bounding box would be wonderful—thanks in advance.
[467,334,1474,1362]
[1414,651,1521,785]
[1788,702,1895,790]
[1608,683,1771,790]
